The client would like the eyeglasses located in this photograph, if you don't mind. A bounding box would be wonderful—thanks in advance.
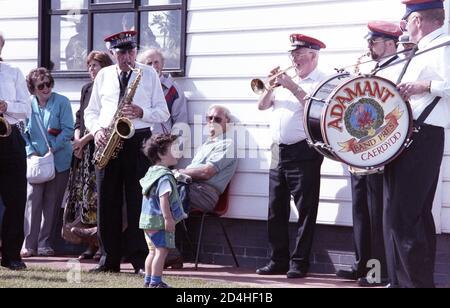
[36,82,52,91]
[400,14,419,32]
[367,38,387,46]
[289,52,310,60]
[206,115,223,124]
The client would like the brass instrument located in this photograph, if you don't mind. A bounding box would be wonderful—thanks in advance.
[353,52,371,75]
[0,115,12,137]
[93,66,142,169]
[251,66,297,95]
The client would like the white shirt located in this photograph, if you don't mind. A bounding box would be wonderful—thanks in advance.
[84,62,170,134]
[270,68,327,145]
[0,62,31,124]
[401,28,450,127]
[374,55,403,83]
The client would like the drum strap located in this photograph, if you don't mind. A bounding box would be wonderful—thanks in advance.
[396,46,418,84]
[413,96,442,132]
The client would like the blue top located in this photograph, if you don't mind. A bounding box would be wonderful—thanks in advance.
[25,93,74,173]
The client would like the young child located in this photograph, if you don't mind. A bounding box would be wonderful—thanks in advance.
[139,134,187,288]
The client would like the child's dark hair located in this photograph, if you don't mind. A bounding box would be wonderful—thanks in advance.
[142,134,178,165]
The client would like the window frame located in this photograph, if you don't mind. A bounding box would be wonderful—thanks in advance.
[38,0,187,78]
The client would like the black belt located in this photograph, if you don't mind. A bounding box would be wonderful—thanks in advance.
[279,139,307,148]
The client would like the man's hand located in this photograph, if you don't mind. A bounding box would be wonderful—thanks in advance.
[0,100,7,114]
[122,103,143,119]
[397,81,430,101]
[94,129,107,148]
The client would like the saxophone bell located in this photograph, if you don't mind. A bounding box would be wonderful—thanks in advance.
[114,117,135,139]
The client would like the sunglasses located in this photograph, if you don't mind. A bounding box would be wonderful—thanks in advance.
[206,115,223,124]
[36,82,52,91]
[367,38,387,46]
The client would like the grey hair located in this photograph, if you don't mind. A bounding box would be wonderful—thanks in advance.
[208,105,232,121]
[136,48,165,64]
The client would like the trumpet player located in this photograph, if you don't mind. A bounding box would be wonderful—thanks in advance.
[0,30,30,271]
[337,21,402,287]
[256,34,326,279]
[84,30,169,274]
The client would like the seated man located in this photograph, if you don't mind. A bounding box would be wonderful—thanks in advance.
[176,104,238,213]
[167,104,238,268]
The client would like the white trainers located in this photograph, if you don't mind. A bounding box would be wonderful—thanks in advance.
[37,247,55,256]
[20,248,37,258]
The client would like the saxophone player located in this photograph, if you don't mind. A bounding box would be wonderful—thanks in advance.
[0,31,31,271]
[84,30,169,274]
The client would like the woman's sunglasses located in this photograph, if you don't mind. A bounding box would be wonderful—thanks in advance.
[206,115,223,124]
[36,82,52,91]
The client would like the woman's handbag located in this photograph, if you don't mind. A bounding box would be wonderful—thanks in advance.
[26,114,55,184]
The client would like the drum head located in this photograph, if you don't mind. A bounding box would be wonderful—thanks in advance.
[322,75,412,169]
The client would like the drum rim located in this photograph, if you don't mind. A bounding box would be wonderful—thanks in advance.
[320,74,414,169]
[304,72,351,160]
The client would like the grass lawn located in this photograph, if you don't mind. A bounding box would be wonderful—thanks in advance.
[0,266,248,288]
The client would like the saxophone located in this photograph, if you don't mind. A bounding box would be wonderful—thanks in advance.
[353,52,371,75]
[93,66,143,169]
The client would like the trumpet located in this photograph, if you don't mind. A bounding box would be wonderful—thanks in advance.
[0,116,11,138]
[251,66,297,95]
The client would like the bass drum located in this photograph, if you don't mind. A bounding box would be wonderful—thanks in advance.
[305,74,413,171]
[304,73,352,160]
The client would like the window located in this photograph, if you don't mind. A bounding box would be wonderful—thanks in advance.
[39,0,187,76]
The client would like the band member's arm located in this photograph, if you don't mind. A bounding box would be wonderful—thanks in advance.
[141,70,170,123]
[277,73,307,105]
[398,46,450,101]
[84,76,102,136]
[257,89,275,110]
[1,68,31,119]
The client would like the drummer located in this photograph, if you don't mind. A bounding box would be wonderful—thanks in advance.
[336,21,402,287]
[256,34,326,279]
[384,0,450,288]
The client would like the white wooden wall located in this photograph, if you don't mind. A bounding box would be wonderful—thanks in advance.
[1,0,450,232]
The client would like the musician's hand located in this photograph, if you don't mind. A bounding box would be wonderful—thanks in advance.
[268,66,281,88]
[397,81,430,101]
[94,129,107,148]
[122,104,143,119]
[0,100,7,114]
[276,73,297,93]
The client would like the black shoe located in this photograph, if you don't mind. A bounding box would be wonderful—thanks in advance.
[286,268,307,279]
[89,265,120,273]
[1,260,27,271]
[358,277,389,287]
[164,255,183,269]
[335,269,362,280]
[256,263,288,275]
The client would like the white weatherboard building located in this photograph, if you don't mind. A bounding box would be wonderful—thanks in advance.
[1,0,450,277]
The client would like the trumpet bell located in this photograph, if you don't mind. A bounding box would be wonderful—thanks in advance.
[250,79,266,95]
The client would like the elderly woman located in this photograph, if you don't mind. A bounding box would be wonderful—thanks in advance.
[63,51,113,260]
[21,68,74,257]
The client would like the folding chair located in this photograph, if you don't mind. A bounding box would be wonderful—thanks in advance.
[192,185,239,269]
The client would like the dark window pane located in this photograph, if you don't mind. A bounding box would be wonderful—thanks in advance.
[92,0,132,4]
[141,0,181,5]
[50,14,88,71]
[51,0,88,10]
[93,12,135,52]
[140,10,181,69]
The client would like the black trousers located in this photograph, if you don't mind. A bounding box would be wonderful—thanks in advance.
[96,129,151,270]
[267,140,323,272]
[0,126,27,263]
[350,172,387,278]
[384,124,444,288]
